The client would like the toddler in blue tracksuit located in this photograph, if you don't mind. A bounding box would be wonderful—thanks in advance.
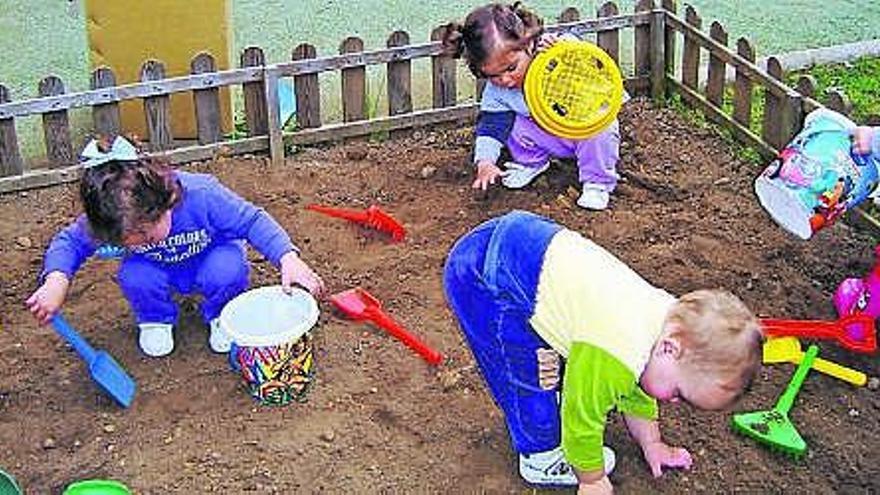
[25,137,324,357]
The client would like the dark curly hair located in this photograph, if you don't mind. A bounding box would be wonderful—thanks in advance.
[439,2,543,78]
[80,154,181,245]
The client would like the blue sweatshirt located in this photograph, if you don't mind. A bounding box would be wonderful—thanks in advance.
[42,172,297,280]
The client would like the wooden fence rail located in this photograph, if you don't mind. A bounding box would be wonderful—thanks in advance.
[661,4,880,159]
[0,2,875,195]
[0,5,651,194]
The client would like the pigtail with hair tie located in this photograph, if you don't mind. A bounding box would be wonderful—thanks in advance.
[513,2,544,39]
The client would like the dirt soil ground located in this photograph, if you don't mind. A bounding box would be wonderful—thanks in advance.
[1,99,878,493]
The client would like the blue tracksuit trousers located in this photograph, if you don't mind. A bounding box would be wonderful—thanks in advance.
[117,241,249,325]
[443,210,563,454]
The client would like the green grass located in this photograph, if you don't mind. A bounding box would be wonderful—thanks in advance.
[786,56,880,122]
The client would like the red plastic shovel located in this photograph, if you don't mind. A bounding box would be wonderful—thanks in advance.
[330,287,443,365]
[306,204,406,242]
[760,314,877,354]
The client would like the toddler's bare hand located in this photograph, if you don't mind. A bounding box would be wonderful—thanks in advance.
[25,272,69,325]
[852,126,875,155]
[577,475,613,495]
[536,347,560,390]
[641,441,692,478]
[472,161,505,191]
[280,251,325,297]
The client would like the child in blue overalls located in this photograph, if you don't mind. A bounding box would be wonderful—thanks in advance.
[26,137,324,357]
[443,210,763,492]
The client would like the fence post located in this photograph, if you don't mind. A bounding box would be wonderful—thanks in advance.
[732,38,755,128]
[39,76,74,166]
[140,61,174,151]
[240,47,268,136]
[650,8,666,103]
[340,37,367,121]
[431,27,457,109]
[705,21,728,107]
[191,52,223,145]
[780,91,804,146]
[387,30,413,116]
[0,84,24,176]
[264,66,284,167]
[634,0,655,91]
[795,75,816,98]
[596,2,620,64]
[681,5,701,91]
[293,43,321,129]
[90,67,121,138]
[825,89,853,116]
[662,0,676,83]
[761,57,784,150]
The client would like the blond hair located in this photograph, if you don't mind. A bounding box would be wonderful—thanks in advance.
[665,289,763,394]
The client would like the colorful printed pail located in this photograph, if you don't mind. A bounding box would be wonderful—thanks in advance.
[755,108,880,239]
[220,286,319,406]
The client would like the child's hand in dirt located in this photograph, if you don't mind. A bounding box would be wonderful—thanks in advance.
[280,251,325,297]
[536,32,560,52]
[473,160,505,190]
[25,271,70,325]
[852,126,875,155]
[577,476,613,495]
[641,440,693,478]
[536,348,561,389]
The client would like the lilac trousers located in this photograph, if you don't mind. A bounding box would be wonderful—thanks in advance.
[507,115,620,191]
[117,241,249,326]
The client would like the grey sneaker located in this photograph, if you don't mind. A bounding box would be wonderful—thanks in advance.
[501,161,551,189]
[208,318,233,353]
[518,445,616,486]
[577,184,610,210]
[138,322,174,357]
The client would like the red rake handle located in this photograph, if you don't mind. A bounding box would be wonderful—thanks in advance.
[760,315,877,353]
[306,204,369,222]
[761,318,841,339]
[365,308,443,365]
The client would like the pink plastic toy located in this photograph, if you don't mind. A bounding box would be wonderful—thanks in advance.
[833,244,880,318]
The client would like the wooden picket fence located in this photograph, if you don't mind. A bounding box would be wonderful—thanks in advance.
[661,2,879,158]
[0,1,874,194]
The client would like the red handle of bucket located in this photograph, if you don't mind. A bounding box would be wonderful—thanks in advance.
[366,308,443,365]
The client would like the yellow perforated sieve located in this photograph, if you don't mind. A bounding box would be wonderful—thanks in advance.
[524,40,624,139]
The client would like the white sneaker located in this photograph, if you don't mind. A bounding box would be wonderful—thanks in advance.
[208,318,233,353]
[519,445,615,486]
[138,323,174,357]
[577,184,610,210]
[501,161,551,189]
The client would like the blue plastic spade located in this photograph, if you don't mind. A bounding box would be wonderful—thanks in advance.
[51,314,136,408]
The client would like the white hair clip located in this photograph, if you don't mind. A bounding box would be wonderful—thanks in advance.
[80,136,140,168]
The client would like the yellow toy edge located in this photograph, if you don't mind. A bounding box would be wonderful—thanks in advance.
[524,40,624,139]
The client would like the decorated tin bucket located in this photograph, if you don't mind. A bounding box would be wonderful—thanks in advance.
[220,286,319,406]
[755,108,880,239]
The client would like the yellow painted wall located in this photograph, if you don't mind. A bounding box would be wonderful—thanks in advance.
[85,0,232,140]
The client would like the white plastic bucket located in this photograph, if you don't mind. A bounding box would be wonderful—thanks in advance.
[219,286,319,406]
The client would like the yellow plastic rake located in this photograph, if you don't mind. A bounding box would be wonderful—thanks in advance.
[763,337,867,386]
